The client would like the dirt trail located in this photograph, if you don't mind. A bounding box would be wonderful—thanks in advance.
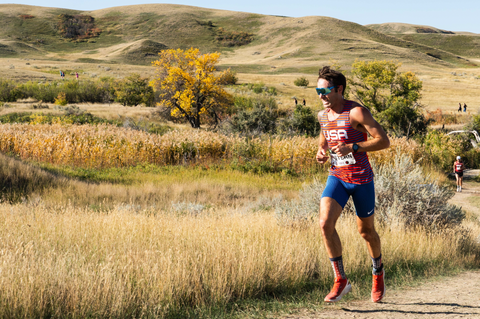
[282,170,480,319]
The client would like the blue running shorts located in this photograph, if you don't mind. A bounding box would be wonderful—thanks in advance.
[321,175,375,218]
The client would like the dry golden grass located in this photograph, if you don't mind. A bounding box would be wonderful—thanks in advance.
[0,123,321,171]
[0,123,432,176]
[0,203,475,317]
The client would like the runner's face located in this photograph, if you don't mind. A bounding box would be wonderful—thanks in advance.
[317,79,342,108]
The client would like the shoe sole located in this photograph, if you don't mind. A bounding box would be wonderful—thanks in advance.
[372,271,385,303]
[324,282,352,303]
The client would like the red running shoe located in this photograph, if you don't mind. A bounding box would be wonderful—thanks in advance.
[371,268,385,302]
[324,277,351,302]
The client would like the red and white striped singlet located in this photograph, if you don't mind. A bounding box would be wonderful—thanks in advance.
[319,101,373,185]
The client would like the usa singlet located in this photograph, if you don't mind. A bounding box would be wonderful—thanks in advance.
[320,101,373,185]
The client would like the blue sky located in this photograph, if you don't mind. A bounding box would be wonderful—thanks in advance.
[3,0,480,34]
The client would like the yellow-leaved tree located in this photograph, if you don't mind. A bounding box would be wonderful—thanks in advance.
[151,48,233,128]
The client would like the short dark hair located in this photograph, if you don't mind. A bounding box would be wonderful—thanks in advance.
[318,66,346,95]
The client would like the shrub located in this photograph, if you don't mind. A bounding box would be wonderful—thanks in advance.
[278,104,320,137]
[215,27,254,47]
[115,74,154,107]
[217,68,238,85]
[377,98,430,137]
[472,114,480,132]
[243,83,277,95]
[266,86,277,96]
[251,83,264,94]
[294,77,309,87]
[422,130,473,171]
[373,153,464,229]
[275,177,324,227]
[0,112,34,123]
[0,79,23,102]
[54,92,68,106]
[227,97,278,135]
[171,202,206,215]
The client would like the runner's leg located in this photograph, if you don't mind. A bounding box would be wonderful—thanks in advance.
[357,215,385,302]
[320,177,351,302]
[357,215,381,259]
[319,197,343,258]
[321,197,352,302]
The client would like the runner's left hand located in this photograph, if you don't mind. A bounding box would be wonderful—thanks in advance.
[331,142,351,157]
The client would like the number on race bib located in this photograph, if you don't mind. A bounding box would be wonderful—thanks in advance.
[330,152,356,167]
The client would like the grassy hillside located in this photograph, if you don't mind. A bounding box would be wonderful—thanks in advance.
[0,3,478,69]
[368,22,480,59]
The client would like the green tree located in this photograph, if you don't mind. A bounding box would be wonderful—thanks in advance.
[115,74,154,107]
[151,48,233,128]
[350,60,428,137]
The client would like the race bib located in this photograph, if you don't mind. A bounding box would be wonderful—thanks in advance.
[330,152,356,167]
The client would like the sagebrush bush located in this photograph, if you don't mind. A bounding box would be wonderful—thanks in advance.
[275,178,324,227]
[171,202,206,215]
[293,77,309,87]
[224,96,279,136]
[373,153,464,229]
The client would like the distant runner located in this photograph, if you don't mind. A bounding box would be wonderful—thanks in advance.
[315,66,390,303]
[454,156,465,192]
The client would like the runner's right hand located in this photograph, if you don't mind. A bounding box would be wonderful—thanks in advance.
[316,148,329,164]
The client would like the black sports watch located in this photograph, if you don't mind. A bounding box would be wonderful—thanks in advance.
[352,143,359,153]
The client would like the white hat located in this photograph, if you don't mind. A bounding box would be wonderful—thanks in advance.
[456,156,461,160]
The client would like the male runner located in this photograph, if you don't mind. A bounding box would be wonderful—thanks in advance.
[454,156,465,192]
[315,66,390,303]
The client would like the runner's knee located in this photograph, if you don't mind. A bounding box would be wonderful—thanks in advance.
[358,227,378,242]
[319,218,336,236]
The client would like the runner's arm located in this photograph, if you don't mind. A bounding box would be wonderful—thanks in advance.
[348,105,390,153]
[316,111,329,164]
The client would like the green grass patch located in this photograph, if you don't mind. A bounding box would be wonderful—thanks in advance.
[34,162,310,191]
